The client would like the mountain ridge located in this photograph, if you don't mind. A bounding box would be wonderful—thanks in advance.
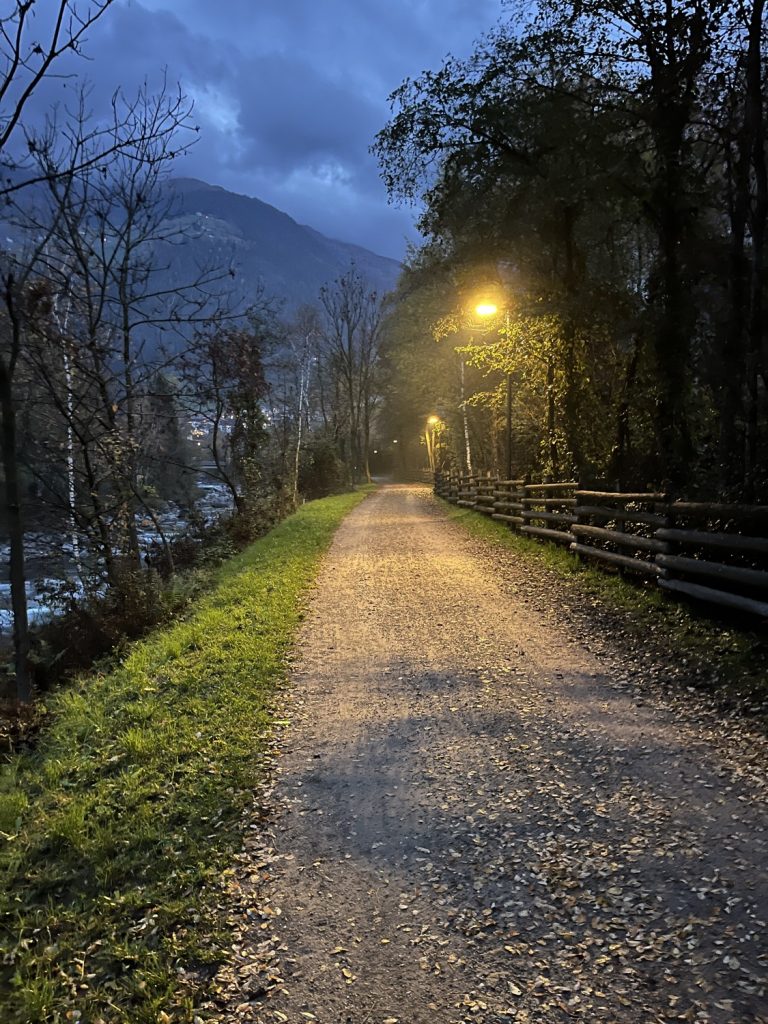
[165,177,402,311]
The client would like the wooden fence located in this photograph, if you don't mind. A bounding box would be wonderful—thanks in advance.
[433,472,768,621]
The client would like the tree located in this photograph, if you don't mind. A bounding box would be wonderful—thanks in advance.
[11,81,221,585]
[374,21,650,482]
[319,266,385,483]
[0,1,138,703]
[181,303,276,523]
[557,0,730,482]
[714,0,768,496]
[0,2,115,174]
[0,74,223,701]
[374,1,765,494]
[0,274,53,702]
[286,305,320,503]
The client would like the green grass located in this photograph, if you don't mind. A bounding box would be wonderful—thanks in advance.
[0,487,373,1024]
[442,501,768,702]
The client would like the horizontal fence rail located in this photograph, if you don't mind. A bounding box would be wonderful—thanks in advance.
[571,490,669,578]
[433,472,768,622]
[521,482,577,546]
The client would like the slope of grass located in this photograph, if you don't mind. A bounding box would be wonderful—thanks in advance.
[0,487,373,1023]
[443,501,768,703]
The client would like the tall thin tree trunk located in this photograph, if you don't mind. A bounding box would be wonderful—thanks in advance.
[546,356,558,478]
[121,317,141,566]
[293,352,309,504]
[653,145,692,486]
[460,357,473,474]
[363,391,372,483]
[62,345,83,578]
[720,129,749,493]
[346,370,358,483]
[81,443,116,586]
[745,0,767,496]
[614,337,641,489]
[561,204,583,476]
[0,353,30,703]
[52,292,84,578]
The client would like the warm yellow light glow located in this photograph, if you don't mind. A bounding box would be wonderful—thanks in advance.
[475,302,498,317]
[427,415,440,426]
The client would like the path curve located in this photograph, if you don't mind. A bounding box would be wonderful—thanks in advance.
[214,485,768,1024]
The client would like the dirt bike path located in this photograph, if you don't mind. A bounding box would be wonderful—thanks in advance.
[210,484,768,1024]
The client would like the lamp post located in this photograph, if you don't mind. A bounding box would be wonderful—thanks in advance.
[425,414,441,473]
[474,301,513,481]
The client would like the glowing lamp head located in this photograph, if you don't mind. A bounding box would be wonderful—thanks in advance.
[475,302,498,317]
[427,415,440,426]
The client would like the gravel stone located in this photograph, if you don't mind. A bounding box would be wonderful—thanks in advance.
[210,485,768,1024]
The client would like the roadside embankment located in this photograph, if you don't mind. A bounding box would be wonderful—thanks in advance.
[0,487,372,1024]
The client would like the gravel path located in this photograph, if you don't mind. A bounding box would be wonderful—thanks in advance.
[211,485,768,1024]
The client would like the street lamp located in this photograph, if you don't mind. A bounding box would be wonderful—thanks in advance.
[425,415,441,473]
[475,302,499,317]
[474,299,513,481]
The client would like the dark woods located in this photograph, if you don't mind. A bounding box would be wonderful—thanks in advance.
[374,0,768,500]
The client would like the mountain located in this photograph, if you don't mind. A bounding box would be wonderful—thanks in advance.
[162,178,402,311]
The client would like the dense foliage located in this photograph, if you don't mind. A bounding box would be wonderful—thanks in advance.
[374,0,767,498]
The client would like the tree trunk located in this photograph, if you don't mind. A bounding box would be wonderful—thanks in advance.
[345,368,359,484]
[363,391,372,483]
[52,294,85,578]
[560,203,583,476]
[744,0,767,497]
[0,356,30,703]
[614,336,642,488]
[81,442,117,587]
[720,129,749,493]
[652,140,694,487]
[121,287,141,567]
[546,356,558,477]
[293,355,308,504]
[643,5,705,489]
[212,400,241,512]
[460,358,473,474]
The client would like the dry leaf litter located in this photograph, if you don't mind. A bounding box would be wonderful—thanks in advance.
[198,485,768,1024]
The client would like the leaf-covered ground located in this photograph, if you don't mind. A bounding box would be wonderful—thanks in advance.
[210,485,768,1024]
[0,487,372,1024]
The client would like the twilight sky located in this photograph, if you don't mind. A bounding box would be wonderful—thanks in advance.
[35,0,505,260]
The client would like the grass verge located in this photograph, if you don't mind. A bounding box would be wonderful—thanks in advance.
[442,501,768,704]
[0,486,373,1024]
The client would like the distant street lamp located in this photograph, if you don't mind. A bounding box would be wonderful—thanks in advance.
[473,300,513,481]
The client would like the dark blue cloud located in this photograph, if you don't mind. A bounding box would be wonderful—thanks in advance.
[16,0,504,258]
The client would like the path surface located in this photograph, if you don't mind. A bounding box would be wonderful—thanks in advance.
[213,485,768,1024]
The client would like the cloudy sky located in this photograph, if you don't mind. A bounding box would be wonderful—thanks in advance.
[26,0,505,260]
